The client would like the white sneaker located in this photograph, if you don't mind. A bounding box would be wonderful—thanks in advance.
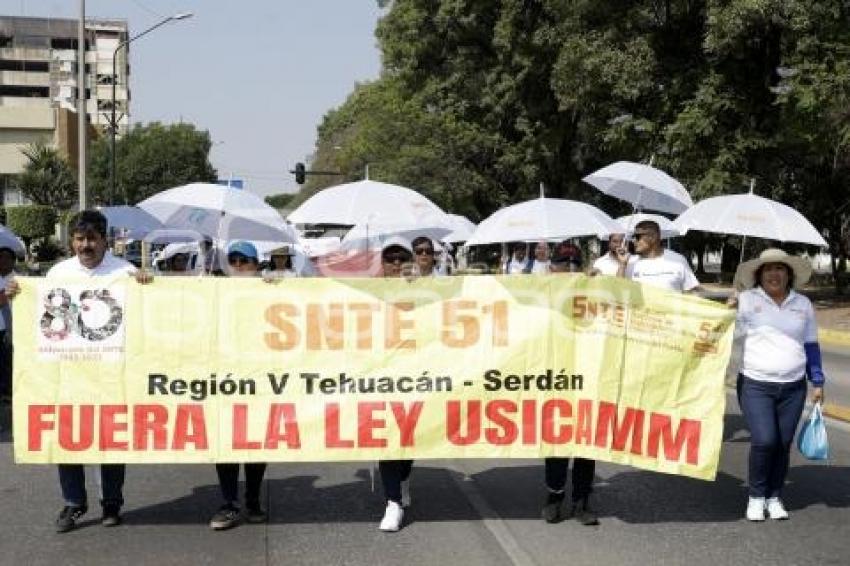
[379,501,404,532]
[746,497,766,522]
[766,497,789,520]
[401,480,411,508]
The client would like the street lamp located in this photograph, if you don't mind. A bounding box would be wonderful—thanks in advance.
[109,12,193,204]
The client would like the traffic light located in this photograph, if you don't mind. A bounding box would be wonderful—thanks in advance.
[294,162,306,184]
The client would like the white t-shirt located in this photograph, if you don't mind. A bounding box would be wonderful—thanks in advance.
[736,287,817,383]
[506,258,528,274]
[592,254,621,276]
[625,250,698,292]
[531,260,549,274]
[47,252,137,278]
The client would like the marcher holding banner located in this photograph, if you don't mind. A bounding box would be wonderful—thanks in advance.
[11,211,146,532]
[377,237,417,532]
[210,241,269,530]
[541,242,598,525]
[730,249,826,522]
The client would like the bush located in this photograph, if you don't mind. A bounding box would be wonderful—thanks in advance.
[32,238,64,261]
[6,205,57,244]
[0,206,6,225]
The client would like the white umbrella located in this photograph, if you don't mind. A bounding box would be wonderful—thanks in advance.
[616,213,680,239]
[464,197,622,246]
[340,222,453,251]
[0,225,26,256]
[138,183,297,243]
[583,161,693,215]
[99,205,164,239]
[287,179,452,228]
[443,214,477,243]
[672,192,827,247]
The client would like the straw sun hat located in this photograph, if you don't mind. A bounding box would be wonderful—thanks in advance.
[733,248,812,291]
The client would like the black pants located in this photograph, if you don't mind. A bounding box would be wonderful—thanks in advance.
[379,460,413,503]
[58,464,125,509]
[215,463,267,505]
[545,458,595,501]
[0,330,11,398]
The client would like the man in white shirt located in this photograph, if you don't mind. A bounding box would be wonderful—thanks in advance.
[530,240,550,274]
[504,243,531,274]
[616,220,700,293]
[591,233,627,277]
[13,211,145,533]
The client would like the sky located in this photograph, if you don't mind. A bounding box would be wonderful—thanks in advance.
[13,0,385,197]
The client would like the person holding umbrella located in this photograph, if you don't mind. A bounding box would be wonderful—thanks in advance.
[729,249,826,521]
[541,242,599,525]
[209,241,269,530]
[376,236,416,532]
[615,220,699,292]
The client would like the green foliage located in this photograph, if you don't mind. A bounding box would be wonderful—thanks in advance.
[17,143,77,210]
[89,122,218,205]
[6,205,57,246]
[265,193,296,209]
[307,0,850,280]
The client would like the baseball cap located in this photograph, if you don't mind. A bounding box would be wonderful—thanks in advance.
[227,240,258,260]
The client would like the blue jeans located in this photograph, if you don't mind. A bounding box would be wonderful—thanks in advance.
[58,464,125,509]
[736,374,806,498]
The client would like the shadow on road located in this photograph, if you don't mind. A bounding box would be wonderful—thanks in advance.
[118,459,850,527]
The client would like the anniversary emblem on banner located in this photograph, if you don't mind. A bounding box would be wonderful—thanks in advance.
[13,275,734,480]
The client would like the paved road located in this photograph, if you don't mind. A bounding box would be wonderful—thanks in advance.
[1,393,848,566]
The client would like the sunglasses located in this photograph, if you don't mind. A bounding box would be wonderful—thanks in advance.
[382,253,412,264]
[633,232,653,241]
[413,247,434,256]
[228,254,255,266]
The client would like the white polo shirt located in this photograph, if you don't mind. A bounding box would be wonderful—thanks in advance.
[736,287,817,383]
[626,249,699,292]
[47,252,137,278]
[592,254,622,276]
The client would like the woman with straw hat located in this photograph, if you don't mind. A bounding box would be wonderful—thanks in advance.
[729,248,826,522]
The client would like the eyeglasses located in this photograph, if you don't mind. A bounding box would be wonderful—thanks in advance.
[413,247,434,256]
[382,253,412,264]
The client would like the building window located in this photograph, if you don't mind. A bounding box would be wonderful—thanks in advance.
[0,59,50,72]
[0,85,50,98]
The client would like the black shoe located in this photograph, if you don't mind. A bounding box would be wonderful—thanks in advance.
[101,505,122,527]
[244,501,267,524]
[209,503,241,530]
[56,505,87,533]
[542,491,566,523]
[572,497,599,526]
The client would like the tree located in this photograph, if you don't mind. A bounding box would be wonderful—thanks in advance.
[16,143,77,210]
[6,205,57,250]
[89,122,218,205]
[265,193,296,209]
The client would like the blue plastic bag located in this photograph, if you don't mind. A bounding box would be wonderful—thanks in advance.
[797,403,829,460]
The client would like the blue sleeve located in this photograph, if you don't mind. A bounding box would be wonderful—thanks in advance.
[804,342,826,386]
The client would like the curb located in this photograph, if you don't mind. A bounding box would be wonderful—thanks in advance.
[818,328,850,347]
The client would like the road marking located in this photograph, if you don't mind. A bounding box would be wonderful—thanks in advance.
[449,460,536,566]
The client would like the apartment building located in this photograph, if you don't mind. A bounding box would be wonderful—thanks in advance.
[0,15,129,204]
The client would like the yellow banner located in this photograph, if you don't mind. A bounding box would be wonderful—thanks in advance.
[13,275,734,480]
